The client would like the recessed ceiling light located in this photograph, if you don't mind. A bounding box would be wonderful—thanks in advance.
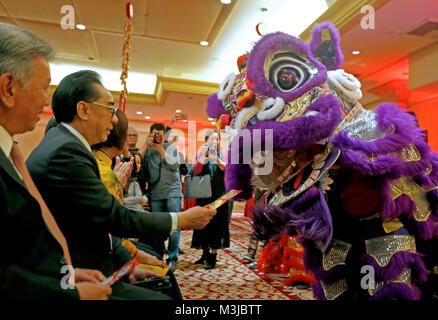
[76,24,86,30]
[145,116,151,119]
[176,109,182,113]
[211,122,216,125]
[183,120,188,122]
[136,111,142,115]
[352,50,360,55]
[200,41,209,46]
[221,0,232,4]
[208,117,214,121]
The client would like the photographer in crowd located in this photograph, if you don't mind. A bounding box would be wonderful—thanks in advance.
[139,122,186,272]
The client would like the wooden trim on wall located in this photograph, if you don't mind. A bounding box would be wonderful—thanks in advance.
[49,76,219,106]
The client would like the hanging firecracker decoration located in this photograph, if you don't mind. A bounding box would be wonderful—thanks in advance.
[119,2,134,112]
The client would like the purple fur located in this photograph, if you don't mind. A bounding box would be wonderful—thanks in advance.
[368,283,421,300]
[405,203,438,240]
[362,251,429,283]
[380,179,438,240]
[309,21,343,70]
[380,181,414,221]
[334,104,427,161]
[246,32,327,102]
[206,93,228,118]
[301,240,346,283]
[251,185,333,251]
[224,94,342,195]
[312,281,327,300]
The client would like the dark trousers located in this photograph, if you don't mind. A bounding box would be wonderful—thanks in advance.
[109,281,171,300]
[131,240,183,300]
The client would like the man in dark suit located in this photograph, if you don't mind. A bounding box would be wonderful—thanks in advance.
[0,23,111,300]
[26,70,216,299]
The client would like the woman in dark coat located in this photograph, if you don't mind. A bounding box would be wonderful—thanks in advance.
[191,129,229,269]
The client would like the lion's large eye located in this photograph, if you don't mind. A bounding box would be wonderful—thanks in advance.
[269,52,318,93]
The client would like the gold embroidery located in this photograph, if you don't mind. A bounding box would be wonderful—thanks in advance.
[321,28,332,42]
[391,176,437,222]
[367,144,420,163]
[369,268,411,296]
[399,144,421,162]
[365,235,416,267]
[322,239,352,271]
[287,267,312,277]
[382,217,404,234]
[321,279,347,300]
[287,237,303,252]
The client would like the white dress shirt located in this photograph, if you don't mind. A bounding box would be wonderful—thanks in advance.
[61,122,178,234]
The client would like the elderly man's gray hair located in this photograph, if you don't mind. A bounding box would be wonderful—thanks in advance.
[0,23,55,88]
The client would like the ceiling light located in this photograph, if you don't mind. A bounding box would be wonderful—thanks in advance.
[208,117,214,121]
[200,41,209,46]
[136,111,142,115]
[176,109,182,113]
[76,24,86,30]
[145,116,151,119]
[352,50,360,55]
[183,120,188,122]
[211,122,216,125]
[221,0,232,4]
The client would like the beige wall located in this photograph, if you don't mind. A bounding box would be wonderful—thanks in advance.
[15,113,230,164]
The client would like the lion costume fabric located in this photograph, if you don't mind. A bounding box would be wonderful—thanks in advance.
[206,21,438,300]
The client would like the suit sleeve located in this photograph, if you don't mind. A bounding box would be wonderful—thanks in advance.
[37,142,172,239]
[0,264,80,300]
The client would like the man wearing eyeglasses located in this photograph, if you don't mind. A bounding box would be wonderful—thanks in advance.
[26,70,216,299]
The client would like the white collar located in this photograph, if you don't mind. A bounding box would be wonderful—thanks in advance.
[0,124,13,158]
[61,122,91,152]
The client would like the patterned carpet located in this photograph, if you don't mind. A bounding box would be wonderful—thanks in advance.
[172,213,314,300]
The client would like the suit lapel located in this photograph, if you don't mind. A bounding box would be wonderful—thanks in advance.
[56,124,101,178]
[0,148,26,189]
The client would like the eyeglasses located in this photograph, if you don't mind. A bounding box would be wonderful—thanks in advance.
[86,101,118,117]
[127,134,138,137]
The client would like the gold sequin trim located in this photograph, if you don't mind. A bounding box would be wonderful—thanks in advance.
[321,279,348,300]
[365,235,416,267]
[367,144,420,163]
[425,167,432,175]
[369,268,412,296]
[322,239,352,271]
[399,144,421,162]
[391,177,437,222]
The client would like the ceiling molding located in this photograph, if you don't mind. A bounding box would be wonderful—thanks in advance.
[49,75,219,106]
[206,0,239,47]
[299,0,390,41]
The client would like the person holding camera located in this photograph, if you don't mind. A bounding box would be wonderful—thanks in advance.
[140,123,186,272]
[191,129,229,270]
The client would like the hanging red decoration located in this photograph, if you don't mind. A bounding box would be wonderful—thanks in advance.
[119,2,133,112]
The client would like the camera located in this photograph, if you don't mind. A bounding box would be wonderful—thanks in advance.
[153,132,163,144]
[208,146,217,157]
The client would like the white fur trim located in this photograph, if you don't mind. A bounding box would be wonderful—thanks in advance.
[225,125,240,144]
[217,73,237,100]
[327,69,362,101]
[233,106,259,131]
[257,97,285,120]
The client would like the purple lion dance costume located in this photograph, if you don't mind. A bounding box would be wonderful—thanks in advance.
[206,21,438,300]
